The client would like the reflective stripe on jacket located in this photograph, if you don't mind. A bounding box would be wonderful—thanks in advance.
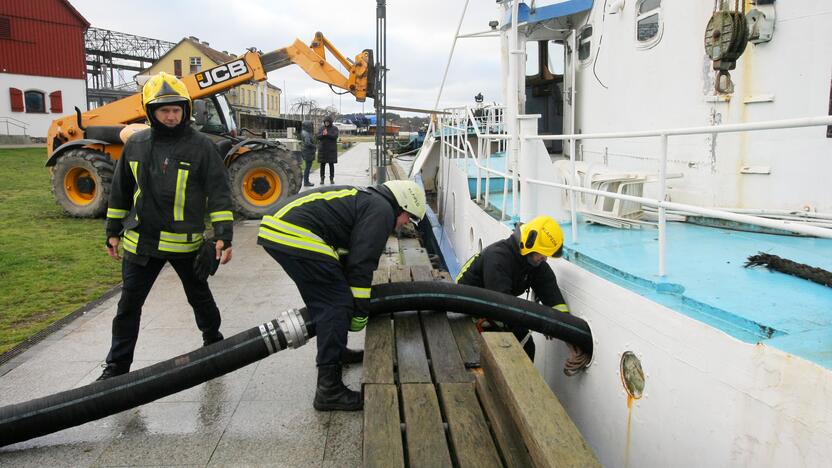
[105,126,233,258]
[258,185,398,298]
[456,234,567,310]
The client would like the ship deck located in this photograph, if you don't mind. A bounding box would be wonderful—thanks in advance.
[452,156,832,369]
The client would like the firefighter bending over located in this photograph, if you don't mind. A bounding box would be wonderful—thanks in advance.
[258,180,427,410]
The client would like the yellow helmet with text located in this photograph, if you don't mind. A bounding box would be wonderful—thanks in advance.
[518,215,564,258]
[141,72,191,116]
[383,180,426,221]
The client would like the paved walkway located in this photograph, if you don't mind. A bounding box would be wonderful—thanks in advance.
[0,143,374,467]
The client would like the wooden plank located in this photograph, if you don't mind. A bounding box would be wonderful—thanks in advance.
[438,382,503,468]
[401,384,453,468]
[373,266,390,285]
[364,314,395,384]
[390,265,412,283]
[402,247,431,266]
[475,371,533,467]
[398,237,422,250]
[364,384,405,468]
[447,313,481,368]
[481,333,600,467]
[410,264,433,282]
[394,311,432,383]
[421,312,472,383]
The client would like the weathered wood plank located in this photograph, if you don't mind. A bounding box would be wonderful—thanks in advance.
[475,371,533,467]
[373,266,390,285]
[390,265,412,283]
[364,384,405,468]
[364,314,395,384]
[402,247,431,266]
[438,382,503,468]
[394,311,432,383]
[447,313,481,368]
[398,237,422,250]
[401,384,453,468]
[481,332,600,467]
[410,264,433,282]
[421,311,472,383]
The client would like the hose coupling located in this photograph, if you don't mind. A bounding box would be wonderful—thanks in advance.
[277,308,309,349]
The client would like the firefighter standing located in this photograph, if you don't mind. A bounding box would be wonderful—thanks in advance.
[456,215,589,374]
[99,72,234,380]
[258,180,426,411]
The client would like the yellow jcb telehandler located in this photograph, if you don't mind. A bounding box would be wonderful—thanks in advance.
[45,32,374,218]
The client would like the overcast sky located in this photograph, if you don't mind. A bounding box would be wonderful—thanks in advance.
[70,0,506,116]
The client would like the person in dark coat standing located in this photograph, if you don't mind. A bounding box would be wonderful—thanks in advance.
[301,121,316,187]
[318,116,339,184]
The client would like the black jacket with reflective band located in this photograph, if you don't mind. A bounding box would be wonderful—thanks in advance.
[456,235,567,309]
[105,126,233,259]
[258,185,397,295]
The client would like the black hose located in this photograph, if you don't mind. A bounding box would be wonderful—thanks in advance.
[0,282,592,447]
[369,281,593,354]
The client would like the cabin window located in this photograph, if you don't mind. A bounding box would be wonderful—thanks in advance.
[525,41,540,76]
[578,26,593,62]
[24,90,46,113]
[636,0,662,46]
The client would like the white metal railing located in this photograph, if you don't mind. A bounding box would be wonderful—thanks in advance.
[0,117,29,136]
[433,108,832,276]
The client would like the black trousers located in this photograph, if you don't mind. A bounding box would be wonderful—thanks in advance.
[265,248,352,366]
[105,256,222,369]
[319,162,335,181]
[303,159,314,182]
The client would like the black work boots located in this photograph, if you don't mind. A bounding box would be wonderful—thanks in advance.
[303,180,315,187]
[96,363,128,381]
[202,331,224,347]
[313,364,362,411]
[342,347,364,365]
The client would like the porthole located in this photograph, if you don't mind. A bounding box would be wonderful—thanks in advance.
[620,351,645,399]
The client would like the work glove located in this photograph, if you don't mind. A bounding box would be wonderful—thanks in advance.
[193,239,220,282]
[350,298,370,332]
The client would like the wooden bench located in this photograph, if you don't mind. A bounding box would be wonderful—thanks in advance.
[363,235,599,468]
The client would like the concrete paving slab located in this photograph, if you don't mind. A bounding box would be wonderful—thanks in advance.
[0,143,375,466]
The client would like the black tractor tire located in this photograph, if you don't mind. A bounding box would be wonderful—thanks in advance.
[228,150,300,219]
[50,148,114,218]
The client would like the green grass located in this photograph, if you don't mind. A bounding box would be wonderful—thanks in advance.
[0,148,121,355]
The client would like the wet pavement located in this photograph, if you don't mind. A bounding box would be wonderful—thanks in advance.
[0,143,375,467]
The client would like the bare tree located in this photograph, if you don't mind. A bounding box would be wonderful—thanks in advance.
[290,97,318,121]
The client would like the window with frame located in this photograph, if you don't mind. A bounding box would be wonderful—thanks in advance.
[636,0,662,44]
[24,90,46,113]
[189,57,201,73]
[0,17,10,39]
[578,26,593,61]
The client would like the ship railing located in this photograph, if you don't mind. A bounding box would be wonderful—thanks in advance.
[516,115,832,276]
[434,111,832,275]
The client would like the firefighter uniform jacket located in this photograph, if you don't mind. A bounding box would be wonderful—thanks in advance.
[257,185,398,302]
[105,126,233,259]
[456,234,569,312]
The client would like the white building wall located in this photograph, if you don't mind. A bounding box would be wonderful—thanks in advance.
[0,74,86,138]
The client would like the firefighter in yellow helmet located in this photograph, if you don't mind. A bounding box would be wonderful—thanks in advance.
[456,215,589,375]
[258,179,426,411]
[98,72,234,380]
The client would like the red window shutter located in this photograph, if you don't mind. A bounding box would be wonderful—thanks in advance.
[9,88,23,112]
[49,91,63,113]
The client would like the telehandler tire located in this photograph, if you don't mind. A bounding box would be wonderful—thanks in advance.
[228,150,299,219]
[50,148,114,218]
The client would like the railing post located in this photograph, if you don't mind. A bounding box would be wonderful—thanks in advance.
[658,133,668,277]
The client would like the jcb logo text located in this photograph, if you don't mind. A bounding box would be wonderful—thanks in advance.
[196,60,248,89]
